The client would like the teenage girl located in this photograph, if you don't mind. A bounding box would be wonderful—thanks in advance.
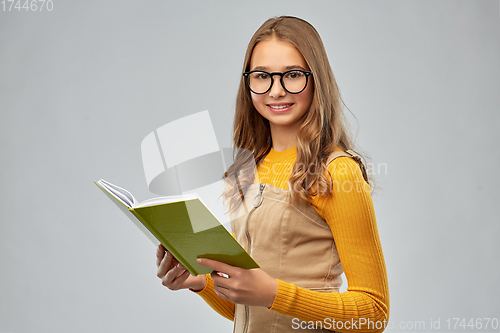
[156,16,389,333]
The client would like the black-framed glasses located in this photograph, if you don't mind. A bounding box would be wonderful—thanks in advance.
[242,69,312,94]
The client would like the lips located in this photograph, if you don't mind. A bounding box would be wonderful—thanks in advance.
[267,103,294,112]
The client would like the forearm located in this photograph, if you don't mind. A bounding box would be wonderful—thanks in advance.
[270,280,388,333]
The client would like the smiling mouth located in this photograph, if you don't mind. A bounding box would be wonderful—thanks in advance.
[268,103,293,110]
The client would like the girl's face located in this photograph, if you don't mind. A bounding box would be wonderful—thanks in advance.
[249,38,314,136]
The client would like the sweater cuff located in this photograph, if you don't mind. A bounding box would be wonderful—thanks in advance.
[190,273,236,321]
[269,279,296,312]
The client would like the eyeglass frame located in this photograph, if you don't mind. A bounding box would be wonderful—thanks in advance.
[242,69,313,95]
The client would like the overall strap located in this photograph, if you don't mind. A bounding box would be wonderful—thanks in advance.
[326,149,369,184]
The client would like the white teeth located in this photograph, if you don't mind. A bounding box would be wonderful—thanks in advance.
[269,104,292,109]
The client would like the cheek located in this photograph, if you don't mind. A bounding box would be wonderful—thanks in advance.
[306,83,315,107]
[251,93,266,110]
[251,93,263,104]
[302,79,314,104]
[297,87,314,109]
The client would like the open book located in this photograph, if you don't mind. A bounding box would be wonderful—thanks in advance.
[95,179,259,276]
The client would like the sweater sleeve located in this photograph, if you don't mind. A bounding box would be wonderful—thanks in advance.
[191,231,237,321]
[191,274,235,321]
[269,157,390,333]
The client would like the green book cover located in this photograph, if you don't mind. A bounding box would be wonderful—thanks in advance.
[95,179,259,276]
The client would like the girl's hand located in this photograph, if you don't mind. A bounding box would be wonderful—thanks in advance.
[156,244,206,291]
[197,258,278,308]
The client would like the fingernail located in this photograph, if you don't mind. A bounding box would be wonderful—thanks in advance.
[196,259,202,264]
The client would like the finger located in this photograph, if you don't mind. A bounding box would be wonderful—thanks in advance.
[168,263,188,279]
[157,251,174,278]
[213,279,231,293]
[170,268,191,290]
[210,271,234,293]
[173,263,188,278]
[156,246,166,267]
[159,243,166,251]
[213,285,230,301]
[196,258,234,276]
[156,244,167,257]
[163,263,188,288]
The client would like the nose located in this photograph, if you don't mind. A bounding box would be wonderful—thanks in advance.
[269,76,286,98]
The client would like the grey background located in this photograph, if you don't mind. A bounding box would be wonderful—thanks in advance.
[1,1,499,332]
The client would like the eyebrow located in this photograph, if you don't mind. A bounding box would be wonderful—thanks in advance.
[251,65,308,71]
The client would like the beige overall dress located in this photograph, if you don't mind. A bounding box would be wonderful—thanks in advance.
[229,151,367,333]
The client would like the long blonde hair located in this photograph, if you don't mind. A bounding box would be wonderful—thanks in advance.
[223,16,366,212]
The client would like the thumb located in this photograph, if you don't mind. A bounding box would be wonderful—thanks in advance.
[196,258,234,276]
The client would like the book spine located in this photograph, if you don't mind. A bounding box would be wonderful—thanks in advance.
[129,209,200,276]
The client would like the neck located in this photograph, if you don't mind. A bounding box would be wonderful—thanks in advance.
[269,122,300,152]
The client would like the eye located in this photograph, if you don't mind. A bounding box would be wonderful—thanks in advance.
[284,71,304,80]
[254,72,270,80]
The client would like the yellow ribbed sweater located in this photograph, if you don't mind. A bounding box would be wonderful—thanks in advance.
[193,146,389,332]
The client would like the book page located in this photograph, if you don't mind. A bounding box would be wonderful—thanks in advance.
[98,179,137,208]
[135,194,198,208]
